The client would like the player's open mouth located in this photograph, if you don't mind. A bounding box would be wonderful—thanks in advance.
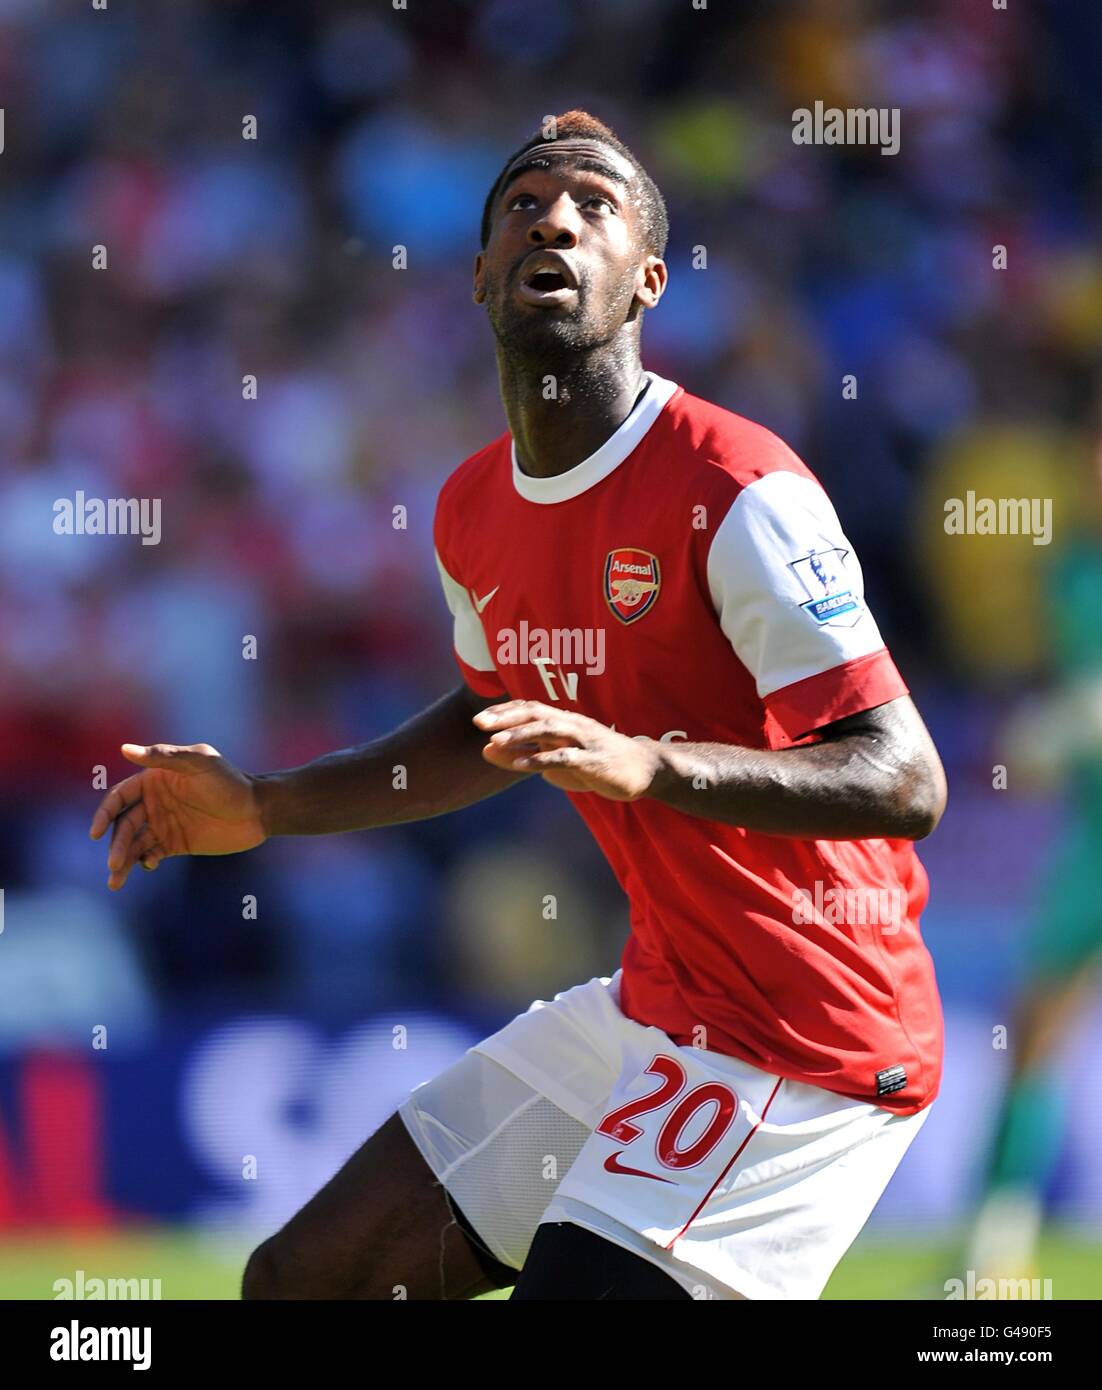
[516,256,579,306]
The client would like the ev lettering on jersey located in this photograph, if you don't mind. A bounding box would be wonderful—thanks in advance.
[604,548,661,624]
[788,548,862,628]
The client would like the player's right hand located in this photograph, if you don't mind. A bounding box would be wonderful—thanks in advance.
[89,743,268,891]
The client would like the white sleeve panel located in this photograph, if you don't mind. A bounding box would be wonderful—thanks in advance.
[434,548,498,673]
[706,471,887,700]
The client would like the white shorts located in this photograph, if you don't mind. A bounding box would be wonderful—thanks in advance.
[398,972,930,1300]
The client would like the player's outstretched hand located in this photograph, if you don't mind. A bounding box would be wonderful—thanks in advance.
[89,743,267,891]
[475,700,661,800]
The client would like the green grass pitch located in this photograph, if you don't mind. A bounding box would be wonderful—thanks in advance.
[1,1226,1098,1300]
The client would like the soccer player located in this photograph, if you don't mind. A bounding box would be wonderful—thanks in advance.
[90,111,947,1301]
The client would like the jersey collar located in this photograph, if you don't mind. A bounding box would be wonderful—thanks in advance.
[510,371,679,504]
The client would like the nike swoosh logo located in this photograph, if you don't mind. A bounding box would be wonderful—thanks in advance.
[603,1152,677,1184]
[472,586,499,614]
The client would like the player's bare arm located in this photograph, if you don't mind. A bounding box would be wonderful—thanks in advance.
[477,692,946,841]
[252,682,530,835]
[90,682,529,890]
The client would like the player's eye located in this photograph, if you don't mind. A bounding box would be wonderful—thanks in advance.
[508,192,538,211]
[582,195,615,214]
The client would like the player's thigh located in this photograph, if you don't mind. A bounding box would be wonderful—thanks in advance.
[241,1110,504,1301]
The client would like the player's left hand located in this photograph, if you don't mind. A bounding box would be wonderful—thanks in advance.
[474,700,661,800]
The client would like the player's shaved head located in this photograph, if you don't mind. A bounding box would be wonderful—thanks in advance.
[481,110,669,260]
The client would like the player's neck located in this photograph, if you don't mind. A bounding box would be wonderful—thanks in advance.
[498,349,648,479]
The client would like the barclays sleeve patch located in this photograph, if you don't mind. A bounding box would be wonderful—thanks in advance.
[788,547,864,628]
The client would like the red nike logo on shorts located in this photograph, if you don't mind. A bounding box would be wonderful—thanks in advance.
[603,1151,677,1184]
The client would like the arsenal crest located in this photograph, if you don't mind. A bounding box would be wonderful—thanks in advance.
[604,548,661,624]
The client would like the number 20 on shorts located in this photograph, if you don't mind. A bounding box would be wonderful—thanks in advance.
[596,1053,739,1170]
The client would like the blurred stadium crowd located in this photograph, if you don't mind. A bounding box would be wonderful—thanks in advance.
[1,0,1100,1068]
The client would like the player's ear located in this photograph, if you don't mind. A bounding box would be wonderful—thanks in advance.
[473,251,487,305]
[635,255,667,311]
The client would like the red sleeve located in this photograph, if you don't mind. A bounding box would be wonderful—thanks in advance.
[434,483,508,700]
[762,649,909,749]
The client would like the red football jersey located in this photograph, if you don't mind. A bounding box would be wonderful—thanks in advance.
[433,373,943,1114]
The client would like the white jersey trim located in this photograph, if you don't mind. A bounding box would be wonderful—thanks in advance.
[510,371,679,505]
[434,547,497,675]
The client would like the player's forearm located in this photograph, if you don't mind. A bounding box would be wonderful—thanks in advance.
[253,686,527,837]
[646,731,944,841]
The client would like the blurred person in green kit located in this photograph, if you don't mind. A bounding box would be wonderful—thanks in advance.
[966,402,1102,1278]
